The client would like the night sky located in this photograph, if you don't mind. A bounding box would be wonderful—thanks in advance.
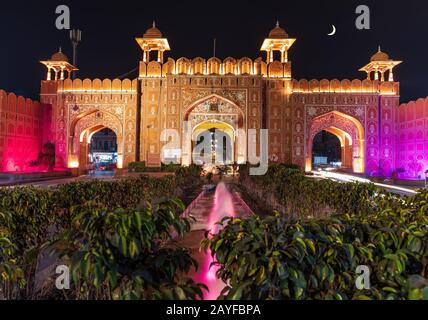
[1,0,427,102]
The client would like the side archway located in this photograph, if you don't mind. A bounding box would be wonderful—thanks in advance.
[306,111,365,173]
[68,110,124,174]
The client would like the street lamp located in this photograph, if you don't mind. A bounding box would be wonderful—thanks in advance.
[70,29,82,79]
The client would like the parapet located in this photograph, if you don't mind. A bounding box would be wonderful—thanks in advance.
[138,57,292,78]
[398,97,428,122]
[41,78,138,97]
[291,79,400,95]
[0,89,43,116]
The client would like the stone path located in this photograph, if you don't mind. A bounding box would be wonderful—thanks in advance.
[178,183,252,300]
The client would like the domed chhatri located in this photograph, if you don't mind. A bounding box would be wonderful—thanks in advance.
[136,22,171,63]
[371,47,390,62]
[143,21,163,39]
[40,47,77,81]
[51,48,69,62]
[269,21,289,39]
[360,46,401,82]
[260,21,296,63]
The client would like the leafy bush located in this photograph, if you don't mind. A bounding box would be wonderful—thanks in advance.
[203,205,428,300]
[0,211,25,299]
[128,162,186,173]
[201,165,427,300]
[0,166,202,299]
[54,199,206,300]
[280,163,301,171]
[239,164,396,218]
[161,163,182,173]
[128,161,146,172]
[0,187,56,299]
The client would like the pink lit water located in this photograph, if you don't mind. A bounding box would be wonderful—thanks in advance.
[193,182,237,300]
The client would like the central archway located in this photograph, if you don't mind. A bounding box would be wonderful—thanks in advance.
[182,94,245,166]
[306,111,365,173]
[192,121,235,167]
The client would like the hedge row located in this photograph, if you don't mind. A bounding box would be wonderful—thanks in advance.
[239,164,400,218]
[0,165,202,299]
[201,164,428,300]
[203,199,428,300]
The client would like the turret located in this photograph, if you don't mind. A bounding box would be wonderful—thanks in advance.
[359,47,402,82]
[40,48,78,81]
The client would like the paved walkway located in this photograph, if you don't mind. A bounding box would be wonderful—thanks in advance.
[32,181,253,299]
[178,183,252,300]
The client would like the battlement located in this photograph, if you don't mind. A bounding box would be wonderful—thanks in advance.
[398,97,428,120]
[291,79,400,95]
[0,89,51,172]
[139,57,292,79]
[41,79,138,96]
[0,90,43,116]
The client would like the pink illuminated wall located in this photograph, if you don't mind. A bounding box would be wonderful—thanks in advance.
[0,90,52,173]
[395,97,428,180]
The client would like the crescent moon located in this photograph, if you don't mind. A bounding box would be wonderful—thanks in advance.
[328,25,337,36]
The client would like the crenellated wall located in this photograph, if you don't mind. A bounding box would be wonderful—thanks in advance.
[139,57,291,79]
[291,79,399,95]
[288,80,400,177]
[0,90,52,172]
[40,78,138,171]
[395,97,428,180]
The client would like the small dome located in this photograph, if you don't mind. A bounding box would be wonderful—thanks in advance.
[371,47,390,62]
[269,21,288,39]
[143,21,162,38]
[51,48,69,62]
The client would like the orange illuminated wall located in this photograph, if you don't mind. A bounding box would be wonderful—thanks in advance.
[0,90,52,172]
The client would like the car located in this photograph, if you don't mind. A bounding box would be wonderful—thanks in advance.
[98,162,117,171]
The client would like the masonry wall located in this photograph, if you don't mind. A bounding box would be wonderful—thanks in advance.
[0,90,51,172]
[395,97,428,180]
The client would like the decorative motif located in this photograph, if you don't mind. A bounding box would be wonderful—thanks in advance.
[305,105,366,124]
[307,107,317,117]
[188,95,244,129]
[182,89,247,111]
[355,107,364,117]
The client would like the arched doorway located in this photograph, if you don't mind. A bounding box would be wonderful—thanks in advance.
[311,128,353,170]
[192,121,235,168]
[89,128,118,175]
[68,110,124,175]
[306,111,365,173]
[182,94,245,166]
[78,126,120,175]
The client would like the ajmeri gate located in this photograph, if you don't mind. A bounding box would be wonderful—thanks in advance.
[35,21,428,179]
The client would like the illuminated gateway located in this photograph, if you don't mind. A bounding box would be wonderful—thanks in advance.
[1,22,427,180]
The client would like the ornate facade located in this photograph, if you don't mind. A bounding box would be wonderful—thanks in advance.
[16,22,423,180]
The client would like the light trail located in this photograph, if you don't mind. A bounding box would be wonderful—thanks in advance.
[312,170,418,195]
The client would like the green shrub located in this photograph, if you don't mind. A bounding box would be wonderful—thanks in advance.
[54,199,206,300]
[280,163,302,171]
[239,163,396,218]
[203,206,428,300]
[161,163,182,173]
[0,166,203,299]
[128,161,146,172]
